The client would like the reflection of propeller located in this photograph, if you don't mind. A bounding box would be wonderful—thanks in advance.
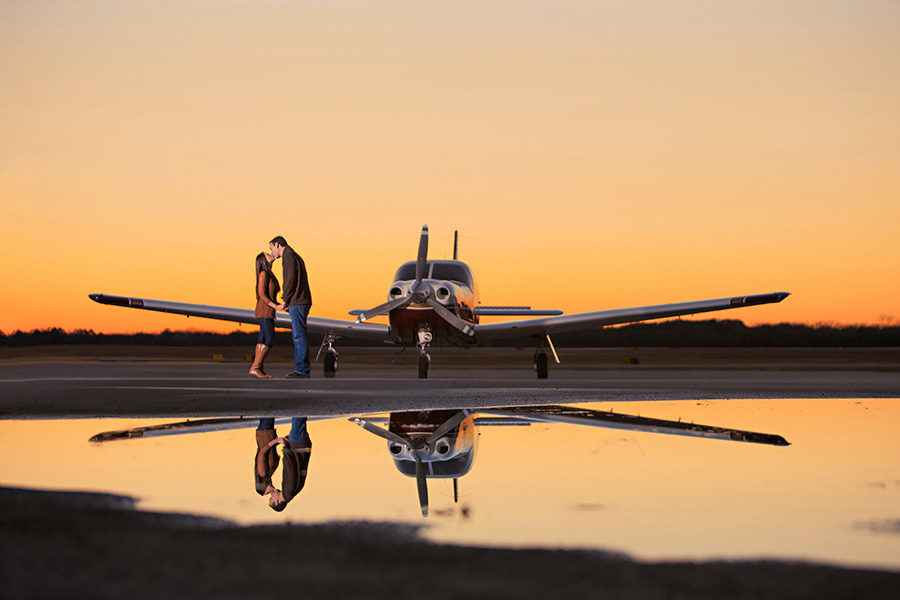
[350,410,471,517]
[351,417,411,446]
[415,455,428,517]
[354,225,474,336]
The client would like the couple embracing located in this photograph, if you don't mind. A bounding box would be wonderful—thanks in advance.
[250,236,312,379]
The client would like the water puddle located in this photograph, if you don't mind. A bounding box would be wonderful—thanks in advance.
[1,399,898,571]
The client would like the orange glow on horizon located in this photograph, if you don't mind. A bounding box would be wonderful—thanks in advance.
[2,1,898,334]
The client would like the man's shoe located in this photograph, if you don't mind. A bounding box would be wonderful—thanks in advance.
[286,372,311,379]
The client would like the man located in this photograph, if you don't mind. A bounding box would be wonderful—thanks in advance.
[269,236,313,378]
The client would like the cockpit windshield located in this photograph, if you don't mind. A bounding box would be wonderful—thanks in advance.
[393,262,474,287]
[431,263,473,286]
[394,263,417,281]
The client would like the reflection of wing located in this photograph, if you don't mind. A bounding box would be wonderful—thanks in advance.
[473,292,789,343]
[89,294,390,342]
[89,416,333,442]
[480,405,790,446]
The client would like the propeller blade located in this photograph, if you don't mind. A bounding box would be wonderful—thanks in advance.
[349,417,412,447]
[354,296,411,324]
[425,409,471,444]
[415,455,429,517]
[423,297,474,336]
[416,225,429,284]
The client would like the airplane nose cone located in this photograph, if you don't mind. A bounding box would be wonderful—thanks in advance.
[410,281,431,303]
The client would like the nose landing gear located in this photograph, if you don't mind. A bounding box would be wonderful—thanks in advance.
[417,329,433,379]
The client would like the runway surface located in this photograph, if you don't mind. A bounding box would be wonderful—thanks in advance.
[3,360,899,418]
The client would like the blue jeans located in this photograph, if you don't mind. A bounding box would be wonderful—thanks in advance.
[258,417,309,444]
[287,417,310,444]
[288,304,311,375]
[257,318,275,347]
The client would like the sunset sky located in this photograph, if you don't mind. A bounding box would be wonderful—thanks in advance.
[2,1,898,334]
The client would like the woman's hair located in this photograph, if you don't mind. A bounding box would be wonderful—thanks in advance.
[255,252,274,299]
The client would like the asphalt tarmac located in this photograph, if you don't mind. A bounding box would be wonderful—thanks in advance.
[2,350,899,418]
[3,348,899,598]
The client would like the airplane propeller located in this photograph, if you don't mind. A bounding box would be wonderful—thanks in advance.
[354,225,474,337]
[350,410,471,517]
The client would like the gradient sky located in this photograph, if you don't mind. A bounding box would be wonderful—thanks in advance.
[2,1,898,333]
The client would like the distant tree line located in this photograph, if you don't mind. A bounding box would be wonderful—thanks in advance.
[0,328,296,348]
[548,319,900,348]
[2,320,899,347]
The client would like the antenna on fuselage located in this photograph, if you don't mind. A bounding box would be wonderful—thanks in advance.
[453,230,458,260]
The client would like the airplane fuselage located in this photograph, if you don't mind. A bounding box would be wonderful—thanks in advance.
[386,260,479,346]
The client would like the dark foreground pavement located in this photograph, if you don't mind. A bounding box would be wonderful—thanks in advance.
[2,354,899,418]
[2,486,897,600]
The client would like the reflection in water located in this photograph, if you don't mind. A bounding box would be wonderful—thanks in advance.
[255,418,311,512]
[87,404,789,518]
[1,400,898,570]
[350,405,788,516]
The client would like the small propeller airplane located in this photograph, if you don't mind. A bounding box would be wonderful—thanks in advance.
[90,225,789,378]
[88,405,790,517]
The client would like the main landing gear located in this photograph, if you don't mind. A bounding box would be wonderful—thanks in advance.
[317,334,339,378]
[533,334,560,379]
[534,348,549,379]
[417,329,432,379]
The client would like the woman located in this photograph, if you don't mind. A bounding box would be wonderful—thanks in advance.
[250,252,281,378]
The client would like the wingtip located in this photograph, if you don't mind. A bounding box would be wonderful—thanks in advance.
[773,291,791,303]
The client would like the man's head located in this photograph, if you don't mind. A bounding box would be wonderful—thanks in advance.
[269,236,288,259]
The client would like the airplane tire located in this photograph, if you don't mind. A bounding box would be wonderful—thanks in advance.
[324,351,337,378]
[535,351,549,379]
[418,354,429,379]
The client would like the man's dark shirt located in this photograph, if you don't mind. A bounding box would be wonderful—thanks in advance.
[281,245,312,307]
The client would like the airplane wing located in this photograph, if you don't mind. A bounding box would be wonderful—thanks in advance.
[472,292,790,343]
[88,294,391,342]
[90,291,787,345]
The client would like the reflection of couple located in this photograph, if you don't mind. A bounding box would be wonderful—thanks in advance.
[255,418,313,511]
[250,236,313,379]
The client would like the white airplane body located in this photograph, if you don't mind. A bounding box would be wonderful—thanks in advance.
[90,225,789,378]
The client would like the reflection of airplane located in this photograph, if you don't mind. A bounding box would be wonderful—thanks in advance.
[90,225,789,378]
[351,405,789,517]
[89,404,789,518]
